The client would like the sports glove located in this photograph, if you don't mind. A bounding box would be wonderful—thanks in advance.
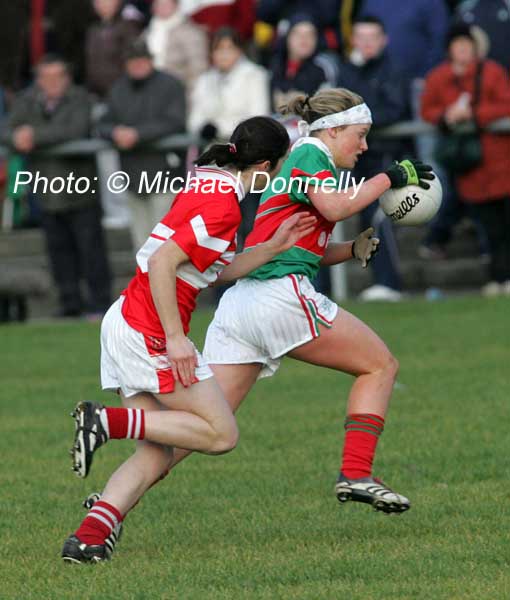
[352,227,380,268]
[385,159,435,190]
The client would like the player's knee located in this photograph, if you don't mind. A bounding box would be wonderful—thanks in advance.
[372,351,399,381]
[209,421,239,455]
[385,353,399,380]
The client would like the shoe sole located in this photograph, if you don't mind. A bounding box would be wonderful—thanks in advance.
[62,556,82,564]
[336,488,410,514]
[62,555,105,564]
[70,402,90,479]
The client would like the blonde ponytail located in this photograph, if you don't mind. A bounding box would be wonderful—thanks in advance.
[281,88,364,125]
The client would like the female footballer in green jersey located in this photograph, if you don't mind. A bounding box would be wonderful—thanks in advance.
[199,88,434,513]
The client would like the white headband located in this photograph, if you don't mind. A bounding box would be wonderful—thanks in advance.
[297,103,372,137]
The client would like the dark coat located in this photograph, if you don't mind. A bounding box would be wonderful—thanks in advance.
[45,0,96,85]
[456,0,510,70]
[271,56,328,94]
[257,0,340,30]
[97,70,186,193]
[85,16,139,97]
[0,0,29,91]
[3,85,97,213]
[359,0,449,79]
[421,59,510,203]
[337,51,408,175]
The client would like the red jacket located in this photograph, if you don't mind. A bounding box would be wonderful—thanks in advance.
[188,0,255,41]
[421,59,510,203]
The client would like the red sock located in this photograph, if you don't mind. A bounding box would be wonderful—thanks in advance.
[341,413,385,479]
[101,407,145,440]
[75,501,123,546]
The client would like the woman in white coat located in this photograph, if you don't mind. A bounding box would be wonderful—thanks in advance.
[189,27,271,141]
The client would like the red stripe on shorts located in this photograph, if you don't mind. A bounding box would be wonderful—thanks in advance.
[143,334,176,394]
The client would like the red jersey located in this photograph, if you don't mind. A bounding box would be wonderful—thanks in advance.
[121,167,244,338]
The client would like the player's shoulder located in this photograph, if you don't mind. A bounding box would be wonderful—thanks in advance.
[289,140,331,164]
[168,185,241,226]
[287,139,336,176]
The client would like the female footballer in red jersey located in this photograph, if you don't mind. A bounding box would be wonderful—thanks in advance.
[61,116,318,563]
[157,89,435,515]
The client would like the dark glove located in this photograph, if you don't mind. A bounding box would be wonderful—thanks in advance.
[385,159,435,190]
[200,122,218,141]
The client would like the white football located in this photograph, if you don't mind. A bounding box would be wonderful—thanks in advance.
[380,174,442,226]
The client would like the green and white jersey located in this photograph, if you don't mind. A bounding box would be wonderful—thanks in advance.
[245,137,339,280]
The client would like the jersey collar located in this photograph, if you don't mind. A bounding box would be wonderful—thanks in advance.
[290,136,337,172]
[194,166,246,202]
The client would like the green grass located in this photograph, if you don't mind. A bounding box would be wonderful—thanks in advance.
[1,297,509,599]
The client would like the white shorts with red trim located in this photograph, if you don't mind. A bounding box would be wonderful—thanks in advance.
[100,297,213,398]
[203,275,339,379]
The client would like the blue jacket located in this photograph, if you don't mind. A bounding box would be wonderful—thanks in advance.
[337,51,408,173]
[359,0,449,78]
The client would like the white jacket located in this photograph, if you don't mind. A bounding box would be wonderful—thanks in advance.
[188,57,270,139]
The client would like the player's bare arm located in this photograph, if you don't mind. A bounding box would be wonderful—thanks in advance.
[320,242,355,266]
[308,160,434,223]
[321,228,380,268]
[217,213,317,283]
[148,239,197,386]
[308,174,391,222]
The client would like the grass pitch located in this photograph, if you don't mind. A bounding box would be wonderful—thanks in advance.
[1,297,509,600]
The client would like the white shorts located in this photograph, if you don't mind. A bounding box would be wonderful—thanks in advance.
[100,297,213,397]
[203,275,339,379]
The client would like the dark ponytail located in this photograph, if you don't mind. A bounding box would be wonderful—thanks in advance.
[195,116,289,171]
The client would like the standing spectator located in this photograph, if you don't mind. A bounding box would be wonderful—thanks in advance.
[0,1,30,94]
[188,26,270,265]
[421,25,510,296]
[45,0,96,85]
[270,14,339,295]
[337,15,408,301]
[358,0,449,80]
[456,0,510,70]
[97,39,186,250]
[145,0,208,102]
[189,27,270,141]
[180,0,255,41]
[270,14,335,111]
[417,23,492,263]
[358,0,450,254]
[85,0,140,98]
[3,55,112,318]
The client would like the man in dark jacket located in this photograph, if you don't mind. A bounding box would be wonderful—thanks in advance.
[4,55,111,317]
[337,16,408,300]
[97,39,186,250]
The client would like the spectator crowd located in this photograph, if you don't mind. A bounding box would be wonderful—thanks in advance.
[1,0,510,320]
